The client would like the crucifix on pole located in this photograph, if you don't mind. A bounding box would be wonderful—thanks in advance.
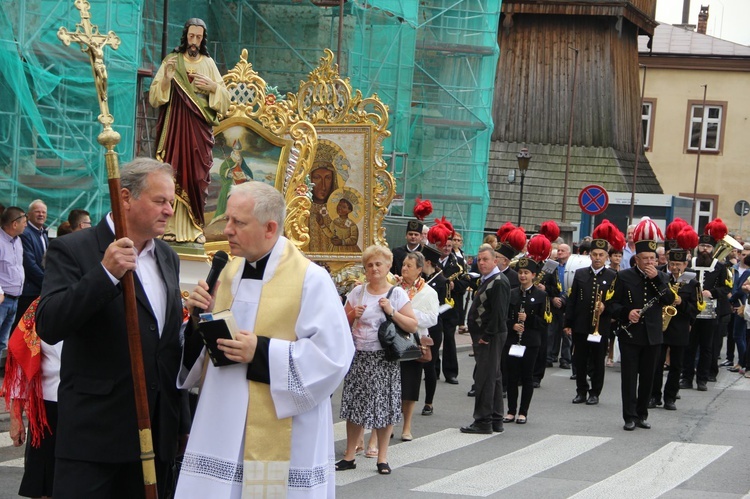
[58,1,158,497]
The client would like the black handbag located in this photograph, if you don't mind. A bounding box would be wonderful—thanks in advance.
[378,287,422,362]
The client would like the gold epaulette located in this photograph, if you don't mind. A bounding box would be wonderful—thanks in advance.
[605,275,617,301]
[544,297,552,323]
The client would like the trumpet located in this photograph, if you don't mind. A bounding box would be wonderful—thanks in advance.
[591,285,603,336]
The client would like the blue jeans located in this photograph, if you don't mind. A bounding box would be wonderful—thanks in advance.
[0,297,19,355]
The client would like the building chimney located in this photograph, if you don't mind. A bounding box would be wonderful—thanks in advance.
[697,5,709,34]
[682,0,691,24]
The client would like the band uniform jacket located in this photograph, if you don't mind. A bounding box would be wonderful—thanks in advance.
[501,266,520,290]
[391,243,423,276]
[36,219,183,464]
[467,272,510,343]
[565,267,617,337]
[607,267,674,346]
[662,276,700,347]
[506,286,547,348]
[439,252,469,308]
[690,257,732,318]
[425,270,448,334]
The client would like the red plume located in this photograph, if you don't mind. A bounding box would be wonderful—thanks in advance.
[665,218,689,240]
[427,221,452,247]
[505,227,527,253]
[592,219,618,245]
[527,234,551,262]
[413,197,433,221]
[496,222,515,242]
[611,230,626,252]
[432,216,455,238]
[704,218,728,241]
[677,226,699,251]
[539,220,560,243]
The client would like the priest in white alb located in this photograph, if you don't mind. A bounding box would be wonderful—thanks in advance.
[176,181,354,498]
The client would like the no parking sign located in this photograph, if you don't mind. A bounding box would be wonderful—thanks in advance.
[578,185,609,216]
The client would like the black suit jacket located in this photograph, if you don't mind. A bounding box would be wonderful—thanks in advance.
[607,266,674,346]
[391,244,423,276]
[501,266,520,290]
[37,219,183,463]
[20,224,48,297]
[565,267,617,336]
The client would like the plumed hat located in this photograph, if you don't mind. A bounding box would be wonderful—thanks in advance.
[407,197,433,234]
[664,218,689,251]
[633,216,663,254]
[497,226,526,260]
[539,220,560,244]
[701,218,727,246]
[591,219,619,252]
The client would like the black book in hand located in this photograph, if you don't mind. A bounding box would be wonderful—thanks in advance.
[198,310,240,367]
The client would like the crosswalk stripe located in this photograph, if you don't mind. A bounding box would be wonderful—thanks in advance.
[569,441,731,499]
[335,428,495,486]
[412,434,610,496]
[0,457,24,468]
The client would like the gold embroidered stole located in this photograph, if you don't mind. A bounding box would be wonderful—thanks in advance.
[213,240,309,497]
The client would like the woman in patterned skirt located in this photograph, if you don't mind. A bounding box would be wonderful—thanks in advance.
[337,245,418,475]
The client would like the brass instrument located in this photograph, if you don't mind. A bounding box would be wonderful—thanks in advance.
[662,271,680,331]
[712,233,743,262]
[443,259,465,308]
[591,285,603,336]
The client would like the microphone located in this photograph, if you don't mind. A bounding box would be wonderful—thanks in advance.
[194,250,229,316]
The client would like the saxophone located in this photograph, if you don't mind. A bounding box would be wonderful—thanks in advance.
[662,272,680,332]
[443,257,465,308]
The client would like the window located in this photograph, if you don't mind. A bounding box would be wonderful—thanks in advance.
[686,101,726,153]
[695,199,713,234]
[642,100,655,150]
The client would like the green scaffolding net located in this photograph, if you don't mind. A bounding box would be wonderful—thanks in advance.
[2,0,499,252]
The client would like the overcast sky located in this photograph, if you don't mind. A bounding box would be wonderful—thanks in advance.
[655,0,750,46]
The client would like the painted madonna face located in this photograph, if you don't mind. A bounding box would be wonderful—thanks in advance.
[311,167,334,203]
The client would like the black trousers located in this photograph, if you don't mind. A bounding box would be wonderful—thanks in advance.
[710,315,730,377]
[54,457,171,499]
[726,314,736,363]
[439,309,459,380]
[547,312,572,364]
[532,326,548,382]
[572,333,608,397]
[682,318,716,383]
[620,341,660,423]
[652,343,686,403]
[471,331,506,424]
[423,325,443,405]
[506,345,539,416]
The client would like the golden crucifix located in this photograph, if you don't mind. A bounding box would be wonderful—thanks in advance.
[57,2,158,498]
[57,0,121,150]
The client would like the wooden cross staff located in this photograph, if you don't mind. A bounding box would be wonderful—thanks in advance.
[58,2,159,498]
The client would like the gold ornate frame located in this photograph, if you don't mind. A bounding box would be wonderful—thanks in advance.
[281,49,395,288]
[204,49,317,255]
[204,49,394,294]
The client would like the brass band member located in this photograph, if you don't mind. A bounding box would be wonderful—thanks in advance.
[680,219,732,391]
[429,218,467,385]
[391,198,432,276]
[564,220,618,406]
[503,251,550,424]
[651,227,700,411]
[607,217,675,431]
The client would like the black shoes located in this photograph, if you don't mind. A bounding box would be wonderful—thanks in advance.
[586,395,599,405]
[720,360,733,367]
[570,374,577,380]
[546,361,554,368]
[421,405,433,416]
[679,379,693,390]
[445,377,459,385]
[467,388,476,397]
[623,421,636,431]
[664,400,677,410]
[648,397,660,409]
[696,381,708,391]
[707,375,717,382]
[532,381,541,388]
[335,459,356,470]
[635,419,651,429]
[460,422,493,434]
[559,362,571,369]
[572,394,586,404]
[492,422,505,433]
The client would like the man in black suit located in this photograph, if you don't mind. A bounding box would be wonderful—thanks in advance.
[390,220,424,276]
[564,238,616,406]
[607,230,674,431]
[37,158,184,499]
[15,199,48,333]
[651,248,699,410]
[460,244,510,434]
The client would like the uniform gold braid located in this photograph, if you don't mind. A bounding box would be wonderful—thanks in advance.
[605,274,617,301]
[726,268,733,288]
[544,297,552,323]
[697,286,707,312]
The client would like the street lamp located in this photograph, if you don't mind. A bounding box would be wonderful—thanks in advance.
[516,147,531,226]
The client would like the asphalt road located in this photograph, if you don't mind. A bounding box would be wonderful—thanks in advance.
[0,344,747,498]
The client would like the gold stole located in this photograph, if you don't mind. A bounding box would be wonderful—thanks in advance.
[213,240,309,498]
